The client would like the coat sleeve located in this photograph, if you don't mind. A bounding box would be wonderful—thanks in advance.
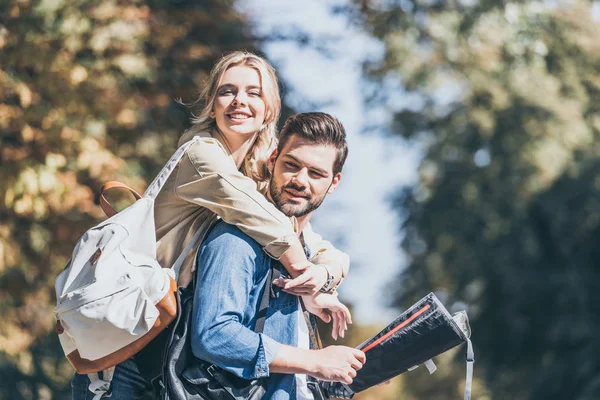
[303,221,350,280]
[174,137,299,259]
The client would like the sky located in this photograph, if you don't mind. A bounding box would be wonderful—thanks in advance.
[238,0,421,325]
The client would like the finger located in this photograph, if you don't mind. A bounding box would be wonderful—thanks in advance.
[273,278,286,288]
[333,311,344,339]
[340,303,352,325]
[340,311,347,337]
[282,288,314,296]
[353,349,366,364]
[348,369,357,378]
[330,301,352,325]
[331,314,339,341]
[283,274,312,289]
[340,312,347,338]
[314,309,331,324]
[350,358,363,371]
[341,375,353,385]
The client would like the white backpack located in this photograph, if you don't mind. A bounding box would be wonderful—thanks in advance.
[54,137,205,397]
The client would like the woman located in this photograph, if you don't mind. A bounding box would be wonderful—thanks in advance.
[72,51,350,399]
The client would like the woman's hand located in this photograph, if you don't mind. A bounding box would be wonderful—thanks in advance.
[273,262,328,295]
[302,293,352,340]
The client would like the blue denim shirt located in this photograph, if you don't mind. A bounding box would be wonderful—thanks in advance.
[191,221,302,400]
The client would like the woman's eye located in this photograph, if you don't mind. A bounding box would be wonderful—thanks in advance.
[249,91,261,97]
[219,89,234,96]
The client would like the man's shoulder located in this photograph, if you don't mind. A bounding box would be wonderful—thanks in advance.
[202,221,265,258]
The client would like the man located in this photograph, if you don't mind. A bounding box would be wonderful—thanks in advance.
[191,112,365,399]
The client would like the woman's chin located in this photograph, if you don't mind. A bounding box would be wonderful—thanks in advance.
[221,125,262,138]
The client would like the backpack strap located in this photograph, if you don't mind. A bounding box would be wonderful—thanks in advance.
[171,224,207,280]
[87,366,115,399]
[99,181,142,218]
[464,338,474,400]
[98,137,202,217]
[144,137,202,200]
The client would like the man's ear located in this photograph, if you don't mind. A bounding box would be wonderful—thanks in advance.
[268,149,279,174]
[327,172,342,194]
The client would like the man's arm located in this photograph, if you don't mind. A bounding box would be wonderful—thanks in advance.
[191,222,365,383]
[191,222,280,379]
[270,345,366,385]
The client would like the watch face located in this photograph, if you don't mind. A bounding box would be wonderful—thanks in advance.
[320,275,335,293]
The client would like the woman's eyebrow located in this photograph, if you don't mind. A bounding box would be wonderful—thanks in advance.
[216,83,234,91]
[217,83,262,91]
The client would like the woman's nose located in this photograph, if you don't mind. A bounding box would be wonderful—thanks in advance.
[232,92,248,106]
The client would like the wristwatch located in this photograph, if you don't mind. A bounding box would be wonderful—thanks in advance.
[319,265,336,293]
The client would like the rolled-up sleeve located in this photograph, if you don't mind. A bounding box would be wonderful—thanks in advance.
[191,222,280,379]
[176,138,299,259]
[303,222,350,278]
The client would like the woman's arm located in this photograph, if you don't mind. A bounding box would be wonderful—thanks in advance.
[275,222,349,297]
[176,138,325,284]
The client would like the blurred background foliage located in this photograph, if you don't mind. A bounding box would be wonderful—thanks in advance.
[346,0,600,399]
[1,0,600,399]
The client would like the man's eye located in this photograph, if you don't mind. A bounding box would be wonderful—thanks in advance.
[309,171,326,179]
[284,162,297,169]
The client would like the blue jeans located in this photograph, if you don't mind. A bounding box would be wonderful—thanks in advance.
[71,357,155,400]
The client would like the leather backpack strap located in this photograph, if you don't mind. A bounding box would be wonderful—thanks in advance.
[99,181,142,218]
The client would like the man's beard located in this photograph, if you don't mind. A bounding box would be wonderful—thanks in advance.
[269,180,327,218]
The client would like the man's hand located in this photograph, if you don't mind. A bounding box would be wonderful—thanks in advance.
[273,262,328,295]
[310,346,366,385]
[269,345,365,385]
[302,293,351,340]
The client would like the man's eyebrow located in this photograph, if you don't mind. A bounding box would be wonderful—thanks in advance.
[284,154,329,176]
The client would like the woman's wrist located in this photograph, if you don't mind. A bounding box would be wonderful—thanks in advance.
[319,264,336,293]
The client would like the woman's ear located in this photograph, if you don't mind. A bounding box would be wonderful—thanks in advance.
[209,110,215,119]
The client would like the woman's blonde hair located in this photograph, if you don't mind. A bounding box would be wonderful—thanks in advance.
[181,51,281,185]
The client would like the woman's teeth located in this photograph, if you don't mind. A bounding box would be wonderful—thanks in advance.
[229,114,249,119]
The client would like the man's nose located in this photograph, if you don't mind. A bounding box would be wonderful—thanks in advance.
[292,168,309,187]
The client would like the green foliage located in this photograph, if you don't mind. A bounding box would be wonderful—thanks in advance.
[0,0,265,398]
[352,1,600,399]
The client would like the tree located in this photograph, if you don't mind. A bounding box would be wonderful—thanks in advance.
[0,1,271,397]
[350,1,600,399]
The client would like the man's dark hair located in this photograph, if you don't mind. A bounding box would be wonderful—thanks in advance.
[277,112,349,175]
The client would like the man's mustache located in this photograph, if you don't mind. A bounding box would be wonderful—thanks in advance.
[283,183,310,198]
